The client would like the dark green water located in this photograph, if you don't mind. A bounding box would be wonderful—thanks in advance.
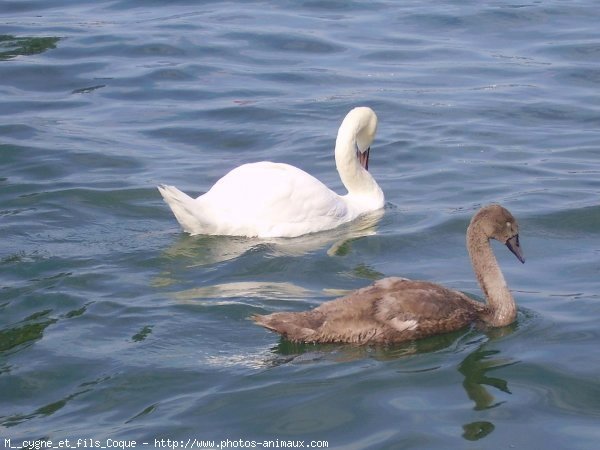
[1,1,599,449]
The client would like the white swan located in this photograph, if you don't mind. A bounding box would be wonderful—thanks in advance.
[157,107,384,238]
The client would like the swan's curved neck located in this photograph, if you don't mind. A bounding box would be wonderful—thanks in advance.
[467,224,516,326]
[334,125,383,206]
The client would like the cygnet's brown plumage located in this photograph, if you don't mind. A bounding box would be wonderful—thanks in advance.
[252,204,525,345]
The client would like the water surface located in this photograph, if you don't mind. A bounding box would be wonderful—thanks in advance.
[1,1,599,449]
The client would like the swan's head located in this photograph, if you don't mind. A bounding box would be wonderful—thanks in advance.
[472,204,525,263]
[338,107,378,170]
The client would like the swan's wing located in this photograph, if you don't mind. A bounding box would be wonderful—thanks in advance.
[202,162,348,236]
[369,278,483,335]
[307,277,482,343]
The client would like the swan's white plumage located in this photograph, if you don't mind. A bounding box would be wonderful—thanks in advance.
[158,107,384,238]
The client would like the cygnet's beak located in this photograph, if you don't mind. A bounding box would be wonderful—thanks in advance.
[357,147,370,170]
[506,234,525,264]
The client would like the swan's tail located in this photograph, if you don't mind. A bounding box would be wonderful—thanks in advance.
[157,184,211,234]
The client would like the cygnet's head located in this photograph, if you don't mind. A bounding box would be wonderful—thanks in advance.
[471,204,525,263]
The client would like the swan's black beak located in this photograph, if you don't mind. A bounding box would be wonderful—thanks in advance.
[506,234,525,264]
[357,147,370,171]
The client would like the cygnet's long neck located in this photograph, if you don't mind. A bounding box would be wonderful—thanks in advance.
[467,223,517,327]
[334,121,384,209]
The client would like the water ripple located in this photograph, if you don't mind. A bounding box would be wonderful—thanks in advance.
[2,0,600,447]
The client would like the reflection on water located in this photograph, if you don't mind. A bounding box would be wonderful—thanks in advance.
[459,342,517,441]
[462,421,495,441]
[174,281,312,303]
[458,327,519,441]
[3,390,83,428]
[270,327,478,363]
[155,210,384,289]
[160,209,384,267]
[0,35,60,60]
[158,234,257,270]
[0,310,57,354]
[268,325,519,442]
[2,376,97,428]
[459,347,516,411]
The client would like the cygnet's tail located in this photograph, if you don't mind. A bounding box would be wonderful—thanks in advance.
[251,312,319,343]
[157,184,211,234]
